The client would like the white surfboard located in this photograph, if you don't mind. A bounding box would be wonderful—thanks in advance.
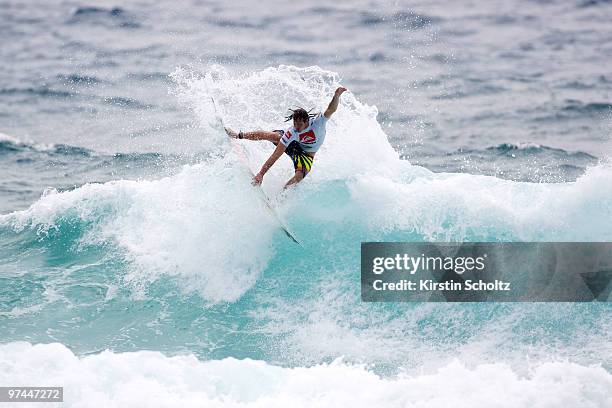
[210,97,302,247]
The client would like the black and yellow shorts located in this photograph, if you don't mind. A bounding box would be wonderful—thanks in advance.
[272,131,314,177]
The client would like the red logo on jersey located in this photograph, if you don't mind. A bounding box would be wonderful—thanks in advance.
[299,130,316,144]
[281,130,292,144]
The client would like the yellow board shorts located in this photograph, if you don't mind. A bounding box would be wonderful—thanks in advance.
[273,131,314,177]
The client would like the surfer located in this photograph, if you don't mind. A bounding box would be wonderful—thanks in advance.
[225,87,347,187]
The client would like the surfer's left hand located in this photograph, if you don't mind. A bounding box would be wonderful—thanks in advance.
[252,173,263,186]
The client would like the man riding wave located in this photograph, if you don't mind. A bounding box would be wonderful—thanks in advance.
[225,86,347,187]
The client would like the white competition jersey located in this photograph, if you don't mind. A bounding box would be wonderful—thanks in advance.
[279,113,328,153]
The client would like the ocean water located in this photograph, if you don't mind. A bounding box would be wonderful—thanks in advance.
[1,1,611,407]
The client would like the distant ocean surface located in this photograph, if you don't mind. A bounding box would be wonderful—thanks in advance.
[1,1,611,407]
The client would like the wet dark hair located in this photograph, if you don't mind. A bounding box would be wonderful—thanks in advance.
[284,107,317,122]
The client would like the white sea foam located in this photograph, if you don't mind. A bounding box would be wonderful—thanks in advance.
[0,342,609,408]
[0,155,276,303]
[346,161,612,241]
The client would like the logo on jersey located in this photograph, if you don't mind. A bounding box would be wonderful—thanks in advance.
[299,130,316,144]
[281,130,291,144]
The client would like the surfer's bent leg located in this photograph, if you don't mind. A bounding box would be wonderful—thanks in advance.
[225,127,280,143]
[283,141,313,188]
[284,170,304,188]
[243,130,281,143]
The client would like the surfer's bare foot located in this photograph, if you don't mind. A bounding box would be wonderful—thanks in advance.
[225,127,239,138]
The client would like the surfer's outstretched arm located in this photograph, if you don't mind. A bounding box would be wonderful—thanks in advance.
[225,128,281,143]
[252,142,285,185]
[324,87,347,118]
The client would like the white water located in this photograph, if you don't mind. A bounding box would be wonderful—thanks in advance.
[1,342,610,408]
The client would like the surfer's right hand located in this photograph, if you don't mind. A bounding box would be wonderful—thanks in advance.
[252,173,263,186]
